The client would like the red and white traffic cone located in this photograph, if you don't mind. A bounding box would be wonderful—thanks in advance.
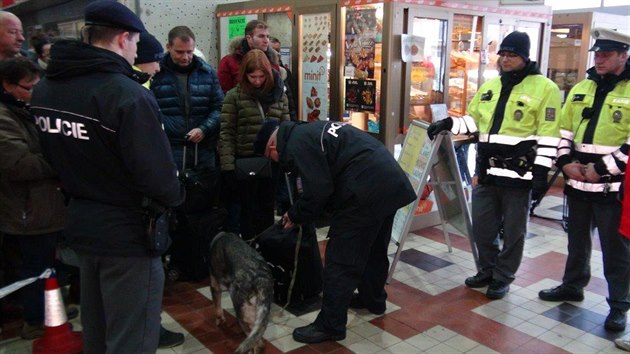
[32,274,82,354]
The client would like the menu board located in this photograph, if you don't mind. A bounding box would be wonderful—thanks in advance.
[345,79,376,112]
[302,13,330,122]
[391,120,432,244]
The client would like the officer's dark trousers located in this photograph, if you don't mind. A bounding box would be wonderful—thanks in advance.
[563,196,630,311]
[78,253,164,354]
[314,211,395,334]
[472,184,530,283]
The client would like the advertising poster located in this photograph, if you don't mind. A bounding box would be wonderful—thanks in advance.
[302,13,330,121]
[344,8,378,79]
[345,79,376,113]
[401,34,425,63]
[228,16,246,40]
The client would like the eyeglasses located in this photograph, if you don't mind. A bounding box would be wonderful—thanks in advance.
[17,84,34,92]
[499,52,520,58]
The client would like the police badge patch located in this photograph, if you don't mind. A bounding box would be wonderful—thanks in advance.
[545,107,556,121]
[613,110,622,123]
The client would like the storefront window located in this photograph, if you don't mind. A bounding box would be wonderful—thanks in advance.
[548,24,582,101]
[448,14,482,117]
[341,4,383,133]
[408,17,447,123]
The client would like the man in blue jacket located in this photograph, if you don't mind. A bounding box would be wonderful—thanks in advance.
[151,26,224,174]
[256,120,416,344]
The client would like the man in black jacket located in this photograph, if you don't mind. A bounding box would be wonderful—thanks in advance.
[256,120,416,344]
[30,1,183,352]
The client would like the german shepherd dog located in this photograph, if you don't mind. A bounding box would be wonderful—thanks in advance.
[208,232,274,354]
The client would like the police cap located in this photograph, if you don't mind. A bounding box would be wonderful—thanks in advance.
[85,0,145,33]
[589,27,630,52]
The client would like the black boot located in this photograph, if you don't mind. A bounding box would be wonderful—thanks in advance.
[538,285,584,302]
[292,323,345,344]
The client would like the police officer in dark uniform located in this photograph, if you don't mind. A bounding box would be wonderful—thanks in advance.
[256,120,416,344]
[30,1,183,352]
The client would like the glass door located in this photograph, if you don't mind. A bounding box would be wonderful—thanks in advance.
[449,14,483,117]
[548,24,583,101]
[481,21,514,82]
[403,9,450,125]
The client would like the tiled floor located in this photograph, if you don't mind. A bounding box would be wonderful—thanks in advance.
[2,186,630,353]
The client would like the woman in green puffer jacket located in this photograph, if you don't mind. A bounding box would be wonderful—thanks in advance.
[219,49,290,240]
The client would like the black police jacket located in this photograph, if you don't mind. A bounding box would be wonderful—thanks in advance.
[277,121,416,225]
[30,40,183,257]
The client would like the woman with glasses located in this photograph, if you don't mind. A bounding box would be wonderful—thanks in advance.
[0,57,65,339]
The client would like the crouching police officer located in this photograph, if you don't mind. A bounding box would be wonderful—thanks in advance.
[538,28,630,332]
[30,1,184,352]
[256,120,416,344]
[428,31,561,300]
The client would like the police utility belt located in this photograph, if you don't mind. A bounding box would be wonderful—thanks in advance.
[487,155,532,177]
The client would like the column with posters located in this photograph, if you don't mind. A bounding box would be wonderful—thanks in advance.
[343,5,382,133]
[301,13,330,122]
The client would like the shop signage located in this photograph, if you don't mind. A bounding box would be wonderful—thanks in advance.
[228,16,246,40]
[345,79,376,113]
[302,13,330,121]
[217,6,291,18]
[500,0,544,4]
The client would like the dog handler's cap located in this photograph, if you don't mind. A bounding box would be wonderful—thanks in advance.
[254,120,279,155]
[589,27,630,52]
[85,0,145,33]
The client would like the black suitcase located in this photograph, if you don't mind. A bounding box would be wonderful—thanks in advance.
[168,206,226,281]
[254,222,323,306]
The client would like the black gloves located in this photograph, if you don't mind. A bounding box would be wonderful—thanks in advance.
[427,117,453,140]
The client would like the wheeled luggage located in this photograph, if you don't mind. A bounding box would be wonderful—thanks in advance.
[168,207,226,281]
[254,222,323,306]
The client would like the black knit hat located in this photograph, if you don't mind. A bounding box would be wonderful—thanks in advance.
[85,0,145,33]
[498,31,530,61]
[135,31,164,64]
[254,120,279,155]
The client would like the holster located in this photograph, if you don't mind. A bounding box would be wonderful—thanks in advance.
[143,197,173,256]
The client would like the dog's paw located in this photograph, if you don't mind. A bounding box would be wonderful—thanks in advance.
[215,310,226,326]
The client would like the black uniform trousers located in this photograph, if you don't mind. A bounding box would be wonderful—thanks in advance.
[78,252,164,354]
[314,206,394,334]
[563,196,630,311]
